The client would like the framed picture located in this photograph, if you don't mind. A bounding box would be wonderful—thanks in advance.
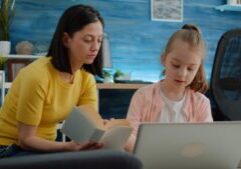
[151,0,183,22]
[7,59,32,81]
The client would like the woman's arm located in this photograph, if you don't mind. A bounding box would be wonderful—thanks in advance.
[78,75,98,110]
[18,122,102,152]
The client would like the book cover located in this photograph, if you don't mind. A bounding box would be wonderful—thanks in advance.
[61,105,132,150]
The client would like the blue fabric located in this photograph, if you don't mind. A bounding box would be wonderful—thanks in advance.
[0,150,142,169]
[0,144,42,158]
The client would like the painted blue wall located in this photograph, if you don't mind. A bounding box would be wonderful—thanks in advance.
[10,0,241,82]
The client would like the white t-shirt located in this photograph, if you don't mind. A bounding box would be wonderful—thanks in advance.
[158,89,187,123]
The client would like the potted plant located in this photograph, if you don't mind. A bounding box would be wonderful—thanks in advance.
[113,69,124,79]
[0,0,15,55]
[0,55,7,70]
[103,70,113,83]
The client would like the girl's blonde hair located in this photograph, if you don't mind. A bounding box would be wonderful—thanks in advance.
[162,24,208,93]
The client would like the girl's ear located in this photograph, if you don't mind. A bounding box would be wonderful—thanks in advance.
[62,32,70,47]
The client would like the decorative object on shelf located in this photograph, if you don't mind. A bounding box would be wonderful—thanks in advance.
[151,0,183,22]
[113,69,124,82]
[228,0,241,5]
[0,0,15,54]
[15,41,34,55]
[0,41,10,54]
[33,41,49,56]
[114,69,132,83]
[215,0,241,11]
[103,69,113,83]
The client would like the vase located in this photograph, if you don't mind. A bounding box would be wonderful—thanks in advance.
[0,41,11,55]
[227,0,238,5]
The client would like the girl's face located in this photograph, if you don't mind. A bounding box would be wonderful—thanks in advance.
[63,21,103,66]
[162,39,202,90]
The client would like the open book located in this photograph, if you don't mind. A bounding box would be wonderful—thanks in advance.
[61,105,132,150]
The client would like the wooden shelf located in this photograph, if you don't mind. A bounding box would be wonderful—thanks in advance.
[2,54,41,59]
[4,82,147,90]
[97,83,147,89]
[215,4,241,12]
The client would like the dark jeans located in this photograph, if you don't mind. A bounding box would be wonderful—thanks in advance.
[0,144,42,158]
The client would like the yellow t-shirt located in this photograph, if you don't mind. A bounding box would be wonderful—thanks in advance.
[0,57,98,145]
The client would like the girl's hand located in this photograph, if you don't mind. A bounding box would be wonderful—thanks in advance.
[66,141,103,151]
[103,119,109,125]
[103,118,115,126]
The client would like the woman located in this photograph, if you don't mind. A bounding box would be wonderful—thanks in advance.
[0,4,104,157]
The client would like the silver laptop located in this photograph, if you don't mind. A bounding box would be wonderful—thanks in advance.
[133,122,241,169]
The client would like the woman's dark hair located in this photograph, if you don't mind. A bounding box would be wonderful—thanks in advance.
[47,4,104,76]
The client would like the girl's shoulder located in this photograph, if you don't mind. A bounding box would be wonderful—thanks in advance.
[134,82,160,97]
[187,88,210,104]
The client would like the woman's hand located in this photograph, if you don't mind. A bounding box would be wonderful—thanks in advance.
[18,122,103,152]
[65,141,103,151]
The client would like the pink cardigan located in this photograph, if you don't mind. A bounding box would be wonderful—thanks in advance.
[126,81,213,151]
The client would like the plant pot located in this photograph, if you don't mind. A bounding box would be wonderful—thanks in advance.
[0,41,11,55]
[103,77,113,83]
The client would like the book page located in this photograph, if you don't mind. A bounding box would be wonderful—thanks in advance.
[99,125,132,150]
[61,107,104,142]
[61,105,132,147]
[61,106,105,142]
[78,105,105,130]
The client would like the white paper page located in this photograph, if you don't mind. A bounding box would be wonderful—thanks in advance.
[61,107,103,142]
[99,126,132,150]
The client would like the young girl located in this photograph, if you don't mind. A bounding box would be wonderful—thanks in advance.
[0,4,104,157]
[126,24,213,151]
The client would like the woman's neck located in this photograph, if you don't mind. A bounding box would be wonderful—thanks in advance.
[59,72,74,84]
[160,80,186,101]
[61,55,83,83]
[69,54,84,73]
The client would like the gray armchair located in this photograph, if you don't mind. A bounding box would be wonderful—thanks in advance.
[0,150,142,169]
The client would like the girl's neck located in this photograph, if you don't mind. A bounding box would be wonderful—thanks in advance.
[160,80,186,101]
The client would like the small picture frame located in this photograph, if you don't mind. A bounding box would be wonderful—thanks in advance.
[7,59,31,81]
[151,0,183,22]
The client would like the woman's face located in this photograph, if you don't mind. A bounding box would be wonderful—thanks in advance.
[63,21,103,66]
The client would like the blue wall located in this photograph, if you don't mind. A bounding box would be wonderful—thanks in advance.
[11,0,241,82]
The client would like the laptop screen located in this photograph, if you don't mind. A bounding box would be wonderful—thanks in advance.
[133,122,241,169]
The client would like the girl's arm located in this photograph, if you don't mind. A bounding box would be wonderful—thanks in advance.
[125,89,145,152]
[196,94,213,122]
[18,122,102,152]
